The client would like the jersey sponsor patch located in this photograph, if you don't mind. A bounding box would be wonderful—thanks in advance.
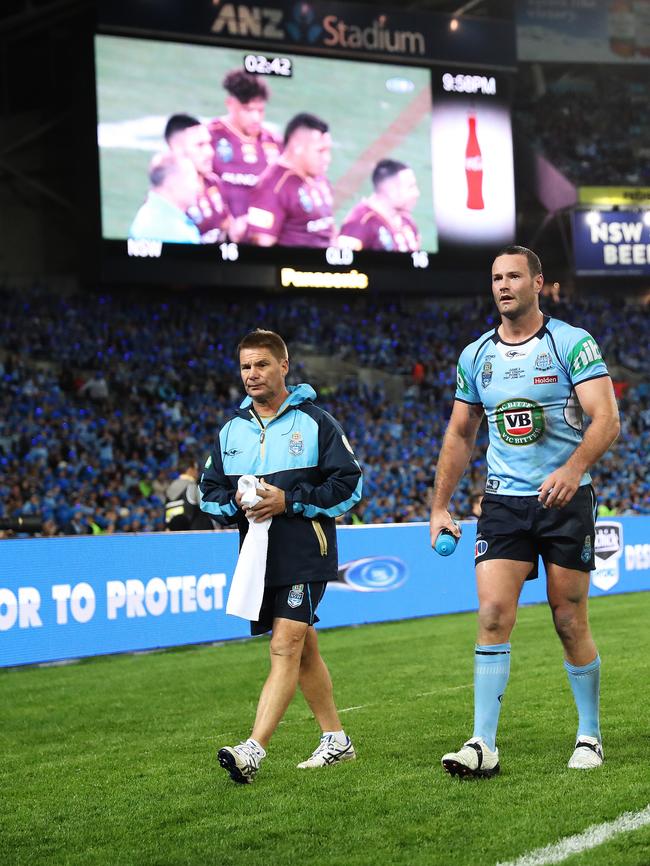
[534,375,559,384]
[248,206,275,229]
[496,398,545,445]
[287,584,304,608]
[457,363,470,394]
[568,336,603,376]
[485,477,500,492]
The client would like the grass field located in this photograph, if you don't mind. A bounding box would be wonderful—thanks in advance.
[3,592,650,866]
[95,35,437,247]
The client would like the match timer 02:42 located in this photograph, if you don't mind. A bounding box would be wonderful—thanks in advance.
[243,54,293,76]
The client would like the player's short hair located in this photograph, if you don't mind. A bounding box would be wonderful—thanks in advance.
[283,112,329,146]
[372,159,408,189]
[223,69,270,104]
[496,244,542,277]
[148,152,182,188]
[164,113,201,143]
[237,329,288,363]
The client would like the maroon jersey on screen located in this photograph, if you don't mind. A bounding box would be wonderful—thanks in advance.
[246,163,335,248]
[208,118,281,217]
[187,172,230,243]
[339,201,421,252]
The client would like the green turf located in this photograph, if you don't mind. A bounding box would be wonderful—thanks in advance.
[2,593,649,866]
[95,34,437,248]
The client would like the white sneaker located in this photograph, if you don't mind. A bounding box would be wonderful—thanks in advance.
[441,736,500,779]
[218,740,264,784]
[297,734,356,769]
[568,736,604,769]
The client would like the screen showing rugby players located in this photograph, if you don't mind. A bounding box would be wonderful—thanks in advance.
[95,35,437,254]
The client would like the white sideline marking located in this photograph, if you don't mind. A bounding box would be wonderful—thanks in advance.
[497,804,650,866]
[214,684,471,738]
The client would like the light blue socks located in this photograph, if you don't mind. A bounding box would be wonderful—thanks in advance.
[472,642,511,751]
[564,655,601,740]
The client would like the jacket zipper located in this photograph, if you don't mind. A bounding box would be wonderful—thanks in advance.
[250,406,290,462]
[311,520,328,556]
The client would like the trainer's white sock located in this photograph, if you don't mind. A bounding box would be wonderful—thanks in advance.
[323,730,348,745]
[246,738,267,758]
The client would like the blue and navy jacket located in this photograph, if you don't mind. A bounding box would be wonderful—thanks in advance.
[199,384,363,586]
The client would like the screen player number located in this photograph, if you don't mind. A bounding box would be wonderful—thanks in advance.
[411,251,429,269]
[219,242,239,261]
[326,247,353,265]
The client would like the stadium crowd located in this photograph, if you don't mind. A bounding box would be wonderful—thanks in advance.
[0,287,648,536]
[516,65,650,185]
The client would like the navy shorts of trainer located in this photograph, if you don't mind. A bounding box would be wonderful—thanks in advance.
[250,581,327,636]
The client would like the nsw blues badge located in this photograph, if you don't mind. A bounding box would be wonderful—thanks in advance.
[481,360,493,389]
[289,431,304,456]
[287,584,304,608]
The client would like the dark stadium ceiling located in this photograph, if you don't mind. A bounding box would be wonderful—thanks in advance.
[0,0,514,29]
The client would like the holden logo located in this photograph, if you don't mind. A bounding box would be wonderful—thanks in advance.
[496,398,545,446]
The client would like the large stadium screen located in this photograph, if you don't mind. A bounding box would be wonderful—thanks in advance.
[95,33,515,289]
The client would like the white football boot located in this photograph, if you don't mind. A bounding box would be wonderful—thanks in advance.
[218,740,265,784]
[568,735,604,769]
[297,733,356,769]
[441,736,500,779]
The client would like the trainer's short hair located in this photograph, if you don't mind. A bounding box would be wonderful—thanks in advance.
[164,113,201,143]
[496,244,542,277]
[223,69,270,104]
[148,152,183,188]
[284,112,328,146]
[372,158,408,189]
[238,329,288,362]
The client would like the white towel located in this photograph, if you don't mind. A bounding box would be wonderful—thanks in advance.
[226,475,272,621]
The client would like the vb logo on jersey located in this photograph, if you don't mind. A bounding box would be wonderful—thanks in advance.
[496,398,545,446]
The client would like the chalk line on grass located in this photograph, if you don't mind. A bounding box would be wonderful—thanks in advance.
[497,804,650,866]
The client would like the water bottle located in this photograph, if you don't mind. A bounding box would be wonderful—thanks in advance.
[434,524,460,556]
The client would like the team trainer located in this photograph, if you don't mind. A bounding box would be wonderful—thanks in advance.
[200,329,363,783]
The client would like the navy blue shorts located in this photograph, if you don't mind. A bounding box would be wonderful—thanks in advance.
[250,581,327,636]
[475,485,597,578]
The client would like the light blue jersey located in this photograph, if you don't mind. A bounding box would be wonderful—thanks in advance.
[129,192,201,244]
[455,316,609,495]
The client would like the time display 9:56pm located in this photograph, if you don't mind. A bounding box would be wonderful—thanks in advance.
[243,54,293,77]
